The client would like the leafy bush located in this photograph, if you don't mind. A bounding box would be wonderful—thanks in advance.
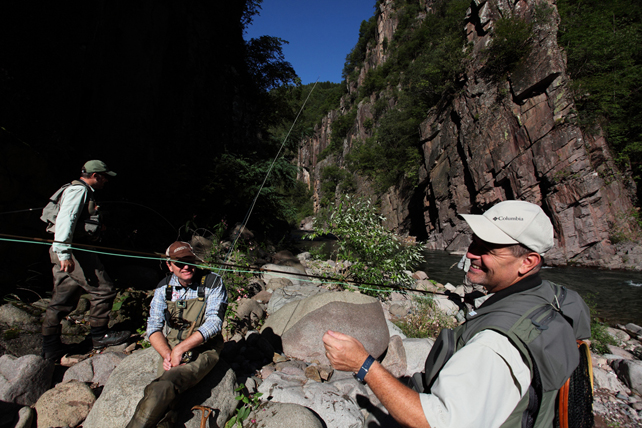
[583,293,618,354]
[308,195,425,296]
[394,297,457,338]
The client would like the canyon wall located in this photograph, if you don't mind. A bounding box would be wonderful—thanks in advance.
[297,0,641,268]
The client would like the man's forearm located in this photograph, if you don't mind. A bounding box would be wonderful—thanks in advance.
[149,331,171,358]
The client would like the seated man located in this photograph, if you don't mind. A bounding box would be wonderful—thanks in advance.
[323,200,591,428]
[127,241,228,428]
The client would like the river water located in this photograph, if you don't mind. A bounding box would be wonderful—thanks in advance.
[420,250,642,326]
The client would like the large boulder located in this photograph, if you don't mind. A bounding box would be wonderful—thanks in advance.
[35,380,96,428]
[83,347,237,428]
[262,291,389,365]
[247,401,325,428]
[62,352,128,386]
[258,370,368,428]
[611,359,642,395]
[0,354,54,406]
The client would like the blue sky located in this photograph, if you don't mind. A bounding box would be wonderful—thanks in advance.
[244,0,378,85]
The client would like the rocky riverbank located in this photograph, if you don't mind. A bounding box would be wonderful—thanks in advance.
[1,250,641,427]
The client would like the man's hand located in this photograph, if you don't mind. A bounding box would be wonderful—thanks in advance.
[322,330,370,373]
[60,259,75,273]
[170,346,185,368]
[162,350,172,371]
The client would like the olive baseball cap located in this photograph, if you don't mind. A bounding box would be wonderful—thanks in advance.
[83,160,117,176]
[459,200,554,254]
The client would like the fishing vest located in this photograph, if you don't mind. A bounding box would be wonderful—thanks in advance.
[41,180,101,237]
[420,279,591,428]
[161,272,225,350]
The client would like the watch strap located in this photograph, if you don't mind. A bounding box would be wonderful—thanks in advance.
[355,355,375,383]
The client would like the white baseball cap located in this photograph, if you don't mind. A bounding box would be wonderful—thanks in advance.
[460,200,554,254]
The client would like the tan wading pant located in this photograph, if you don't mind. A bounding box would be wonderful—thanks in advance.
[126,335,224,428]
[42,247,117,336]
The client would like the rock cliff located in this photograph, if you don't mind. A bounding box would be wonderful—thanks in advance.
[297,0,641,269]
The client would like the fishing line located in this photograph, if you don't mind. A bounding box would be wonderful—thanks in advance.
[0,233,444,298]
[225,79,320,263]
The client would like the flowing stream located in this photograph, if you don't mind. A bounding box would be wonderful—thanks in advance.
[420,250,642,326]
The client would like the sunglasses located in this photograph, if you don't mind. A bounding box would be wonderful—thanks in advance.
[172,261,194,270]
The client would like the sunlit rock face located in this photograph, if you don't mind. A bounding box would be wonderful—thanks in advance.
[297,0,640,268]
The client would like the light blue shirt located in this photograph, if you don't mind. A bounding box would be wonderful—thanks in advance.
[52,183,93,261]
[147,273,227,342]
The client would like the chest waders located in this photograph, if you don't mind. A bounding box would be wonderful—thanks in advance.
[414,280,591,428]
[160,275,224,376]
[127,275,224,428]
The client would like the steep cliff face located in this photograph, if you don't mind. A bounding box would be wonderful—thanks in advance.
[297,0,641,268]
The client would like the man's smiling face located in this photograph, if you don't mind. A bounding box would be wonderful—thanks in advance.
[465,235,527,293]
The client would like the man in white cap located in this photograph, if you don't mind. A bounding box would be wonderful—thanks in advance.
[323,200,590,428]
[127,241,227,428]
[41,160,130,361]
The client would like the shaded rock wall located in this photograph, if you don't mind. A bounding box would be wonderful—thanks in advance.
[297,0,640,268]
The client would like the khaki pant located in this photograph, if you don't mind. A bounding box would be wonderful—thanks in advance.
[127,336,224,428]
[42,248,117,336]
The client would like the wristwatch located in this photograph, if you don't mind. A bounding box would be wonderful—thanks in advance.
[354,355,375,384]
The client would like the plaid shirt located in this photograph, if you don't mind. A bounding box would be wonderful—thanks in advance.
[147,272,227,342]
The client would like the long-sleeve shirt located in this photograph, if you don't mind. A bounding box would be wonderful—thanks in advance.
[146,273,227,342]
[420,329,530,428]
[52,183,93,261]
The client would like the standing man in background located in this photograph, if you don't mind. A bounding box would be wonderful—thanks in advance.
[41,160,130,361]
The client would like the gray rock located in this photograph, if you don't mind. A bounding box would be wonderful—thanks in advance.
[15,406,34,428]
[236,298,265,321]
[402,338,434,376]
[607,327,631,342]
[248,401,324,428]
[389,303,410,318]
[593,366,630,394]
[0,304,39,328]
[35,380,96,428]
[83,347,237,428]
[432,296,460,316]
[612,359,642,395]
[0,354,54,406]
[252,290,272,304]
[258,371,368,428]
[606,345,636,360]
[63,352,128,386]
[266,285,327,314]
[262,263,308,288]
[264,291,389,365]
[381,335,407,378]
[624,323,642,337]
[267,277,294,291]
[386,319,407,340]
